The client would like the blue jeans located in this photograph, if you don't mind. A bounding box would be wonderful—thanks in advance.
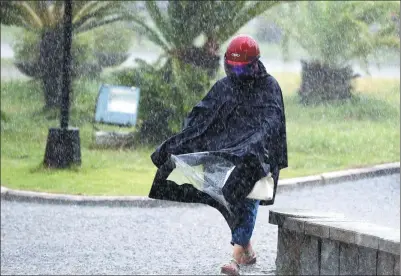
[231,199,260,247]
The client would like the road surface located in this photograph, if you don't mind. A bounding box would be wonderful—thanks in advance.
[1,174,399,275]
[2,43,400,80]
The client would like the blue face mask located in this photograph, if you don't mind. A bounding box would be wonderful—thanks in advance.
[224,60,259,81]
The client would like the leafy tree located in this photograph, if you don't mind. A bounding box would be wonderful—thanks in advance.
[0,1,132,109]
[265,1,400,104]
[117,1,282,143]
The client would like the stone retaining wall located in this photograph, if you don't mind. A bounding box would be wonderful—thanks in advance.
[269,209,400,275]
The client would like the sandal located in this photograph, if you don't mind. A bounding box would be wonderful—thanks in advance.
[221,259,240,275]
[238,250,257,265]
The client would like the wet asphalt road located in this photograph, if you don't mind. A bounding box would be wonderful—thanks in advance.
[1,174,399,275]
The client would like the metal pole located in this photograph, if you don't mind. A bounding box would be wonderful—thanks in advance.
[60,0,72,129]
[43,0,81,168]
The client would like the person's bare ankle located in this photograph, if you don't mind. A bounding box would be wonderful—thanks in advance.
[232,244,245,262]
[233,244,255,262]
[244,243,254,254]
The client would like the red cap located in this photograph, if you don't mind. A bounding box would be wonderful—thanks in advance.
[224,34,260,66]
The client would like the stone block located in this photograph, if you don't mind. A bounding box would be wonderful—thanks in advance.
[94,131,133,147]
[330,226,355,244]
[342,222,399,253]
[270,209,400,276]
[300,235,320,275]
[377,251,396,275]
[303,217,353,239]
[357,247,377,275]
[308,220,398,251]
[269,209,283,226]
[355,232,379,250]
[282,217,305,233]
[321,239,340,275]
[394,256,400,275]
[276,227,303,275]
[269,209,345,227]
[379,236,400,255]
[304,221,330,239]
[351,224,399,253]
[304,220,357,244]
[339,243,358,275]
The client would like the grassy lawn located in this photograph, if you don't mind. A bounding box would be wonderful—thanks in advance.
[1,73,399,196]
[1,25,23,45]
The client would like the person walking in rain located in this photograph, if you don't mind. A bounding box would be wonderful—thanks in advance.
[148,34,288,275]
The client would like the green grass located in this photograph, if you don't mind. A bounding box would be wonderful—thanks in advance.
[1,58,30,81]
[1,58,14,67]
[1,25,23,45]
[1,79,156,195]
[1,74,399,196]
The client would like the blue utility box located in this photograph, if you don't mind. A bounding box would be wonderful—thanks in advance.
[94,84,140,127]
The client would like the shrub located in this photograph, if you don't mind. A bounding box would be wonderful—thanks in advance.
[114,58,211,145]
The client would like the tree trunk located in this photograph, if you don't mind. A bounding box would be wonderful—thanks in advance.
[298,60,359,105]
[175,37,221,78]
[39,28,64,110]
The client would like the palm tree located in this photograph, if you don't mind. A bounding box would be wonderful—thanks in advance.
[0,1,132,109]
[128,1,281,78]
[265,1,400,104]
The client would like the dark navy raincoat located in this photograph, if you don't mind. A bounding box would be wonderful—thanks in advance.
[148,61,288,231]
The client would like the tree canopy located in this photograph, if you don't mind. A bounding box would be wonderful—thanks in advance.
[265,1,400,69]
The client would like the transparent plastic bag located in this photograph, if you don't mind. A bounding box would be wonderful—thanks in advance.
[167,152,233,209]
[166,152,274,209]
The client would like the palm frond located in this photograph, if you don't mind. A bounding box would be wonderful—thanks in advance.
[75,15,125,33]
[167,2,207,46]
[0,1,59,29]
[19,2,44,28]
[145,1,172,44]
[207,1,245,38]
[72,1,99,22]
[72,2,118,30]
[128,17,170,52]
[216,1,282,43]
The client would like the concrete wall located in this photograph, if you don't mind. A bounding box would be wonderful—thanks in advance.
[269,209,400,275]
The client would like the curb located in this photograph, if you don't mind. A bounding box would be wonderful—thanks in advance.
[0,186,191,208]
[277,162,400,192]
[1,162,399,208]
